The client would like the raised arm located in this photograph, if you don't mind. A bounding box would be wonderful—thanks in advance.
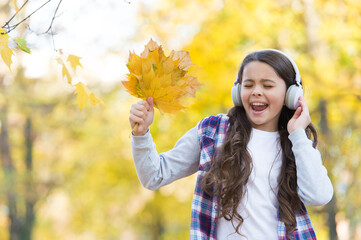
[289,130,333,206]
[131,126,200,190]
[287,96,333,206]
[129,97,200,190]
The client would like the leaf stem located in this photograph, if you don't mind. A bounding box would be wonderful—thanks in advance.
[132,123,138,134]
[154,102,163,115]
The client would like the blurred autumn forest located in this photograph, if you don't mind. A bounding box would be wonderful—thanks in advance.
[0,0,361,239]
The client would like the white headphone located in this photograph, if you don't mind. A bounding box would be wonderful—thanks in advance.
[231,49,303,110]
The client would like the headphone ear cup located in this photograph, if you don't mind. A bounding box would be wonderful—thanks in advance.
[231,84,242,106]
[285,85,303,110]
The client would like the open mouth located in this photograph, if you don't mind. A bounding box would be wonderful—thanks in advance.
[250,102,268,112]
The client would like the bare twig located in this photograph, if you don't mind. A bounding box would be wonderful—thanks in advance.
[2,0,30,29]
[51,28,57,51]
[44,0,63,33]
[1,0,54,34]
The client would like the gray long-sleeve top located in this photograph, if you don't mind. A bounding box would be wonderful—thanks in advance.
[131,125,333,206]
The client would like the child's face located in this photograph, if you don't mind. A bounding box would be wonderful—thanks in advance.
[241,61,287,132]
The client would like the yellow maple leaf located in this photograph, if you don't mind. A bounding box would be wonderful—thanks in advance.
[140,38,161,58]
[74,82,90,109]
[89,92,104,106]
[127,51,143,76]
[67,54,82,71]
[62,63,72,84]
[0,28,14,70]
[122,39,201,114]
[57,52,103,110]
[74,82,104,109]
[169,50,194,70]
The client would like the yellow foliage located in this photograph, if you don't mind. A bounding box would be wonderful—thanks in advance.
[67,54,83,71]
[122,39,201,114]
[74,82,104,109]
[0,28,14,70]
[58,52,103,109]
[74,82,90,110]
[61,63,72,84]
[89,92,102,106]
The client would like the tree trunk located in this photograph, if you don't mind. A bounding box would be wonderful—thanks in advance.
[327,196,338,240]
[303,0,339,237]
[0,106,22,240]
[151,191,164,240]
[319,99,338,240]
[22,116,35,240]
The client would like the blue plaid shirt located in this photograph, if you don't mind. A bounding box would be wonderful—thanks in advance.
[190,114,316,240]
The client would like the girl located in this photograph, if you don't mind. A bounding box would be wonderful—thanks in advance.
[129,49,333,239]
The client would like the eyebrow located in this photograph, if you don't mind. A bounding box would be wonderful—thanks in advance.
[243,79,276,83]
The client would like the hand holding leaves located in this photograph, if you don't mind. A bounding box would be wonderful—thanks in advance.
[129,97,155,136]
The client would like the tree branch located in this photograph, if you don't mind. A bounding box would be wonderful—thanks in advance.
[1,0,55,35]
[2,0,30,29]
[44,0,63,33]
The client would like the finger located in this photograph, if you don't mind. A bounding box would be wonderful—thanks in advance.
[141,97,153,112]
[147,97,154,110]
[144,101,151,111]
[298,102,310,122]
[130,108,145,119]
[129,115,144,126]
[299,96,309,113]
[137,99,147,106]
[139,99,152,112]
[292,107,302,119]
[139,100,148,107]
[133,102,147,112]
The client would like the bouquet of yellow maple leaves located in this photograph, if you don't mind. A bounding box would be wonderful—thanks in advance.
[122,39,201,114]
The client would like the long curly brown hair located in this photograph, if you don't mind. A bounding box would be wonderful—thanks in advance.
[201,50,318,238]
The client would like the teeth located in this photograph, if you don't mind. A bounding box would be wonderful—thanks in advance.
[251,103,267,106]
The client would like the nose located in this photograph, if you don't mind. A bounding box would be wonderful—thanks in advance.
[252,88,263,97]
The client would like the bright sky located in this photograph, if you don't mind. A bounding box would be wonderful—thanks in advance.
[7,0,224,85]
[20,0,157,83]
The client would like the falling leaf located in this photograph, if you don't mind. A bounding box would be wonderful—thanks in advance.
[14,38,31,54]
[67,54,82,71]
[89,92,104,106]
[62,64,72,84]
[0,28,14,70]
[122,39,201,114]
[74,82,104,109]
[74,82,90,109]
[57,52,103,109]
[56,57,63,65]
